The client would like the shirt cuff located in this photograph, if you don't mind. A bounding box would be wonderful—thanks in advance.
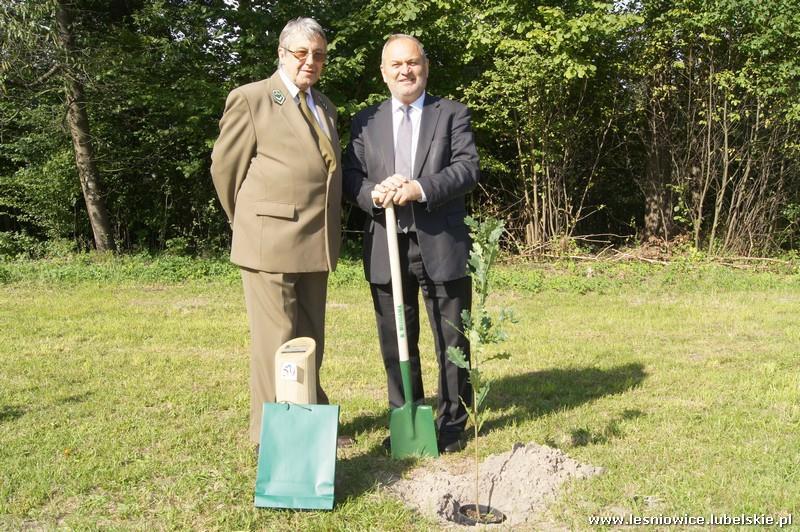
[417,181,428,203]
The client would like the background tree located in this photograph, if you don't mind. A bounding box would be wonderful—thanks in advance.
[625,0,800,253]
[1,0,799,256]
[2,1,119,251]
[459,0,642,252]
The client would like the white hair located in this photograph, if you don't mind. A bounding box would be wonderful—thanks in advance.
[278,17,326,48]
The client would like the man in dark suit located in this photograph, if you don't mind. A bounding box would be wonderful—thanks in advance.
[343,34,479,453]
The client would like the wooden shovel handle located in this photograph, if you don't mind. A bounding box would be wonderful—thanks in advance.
[385,202,410,364]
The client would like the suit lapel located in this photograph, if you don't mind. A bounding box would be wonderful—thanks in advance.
[269,72,325,171]
[374,100,395,178]
[413,94,440,179]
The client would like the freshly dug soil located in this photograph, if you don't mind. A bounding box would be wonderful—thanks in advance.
[384,442,603,528]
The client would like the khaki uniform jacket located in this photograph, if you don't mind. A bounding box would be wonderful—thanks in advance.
[211,71,342,272]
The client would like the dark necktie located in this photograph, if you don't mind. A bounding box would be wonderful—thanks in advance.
[394,105,414,232]
[298,91,336,175]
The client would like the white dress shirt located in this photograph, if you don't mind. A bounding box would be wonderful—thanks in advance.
[391,93,427,202]
[278,68,330,138]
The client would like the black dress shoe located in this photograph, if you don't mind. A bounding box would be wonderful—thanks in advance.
[438,432,466,454]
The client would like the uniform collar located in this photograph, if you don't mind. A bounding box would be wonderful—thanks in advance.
[278,68,304,99]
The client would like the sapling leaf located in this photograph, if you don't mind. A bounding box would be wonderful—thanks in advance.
[463,403,478,426]
[443,316,464,336]
[460,309,473,331]
[476,406,491,433]
[469,367,484,392]
[467,255,481,275]
[447,346,469,369]
[493,329,509,343]
[475,382,491,409]
[499,307,518,324]
[489,224,504,245]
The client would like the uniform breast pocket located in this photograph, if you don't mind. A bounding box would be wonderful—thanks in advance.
[255,201,297,221]
[246,158,294,199]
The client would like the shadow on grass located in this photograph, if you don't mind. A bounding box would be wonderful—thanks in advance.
[338,410,387,439]
[481,362,647,433]
[0,405,26,423]
[58,392,93,404]
[333,363,646,501]
[336,410,440,502]
[335,448,421,502]
[568,408,644,447]
[0,392,92,426]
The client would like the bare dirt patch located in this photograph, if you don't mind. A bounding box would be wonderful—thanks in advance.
[384,442,603,528]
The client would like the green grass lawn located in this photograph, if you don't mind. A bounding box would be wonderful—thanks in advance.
[1,256,798,530]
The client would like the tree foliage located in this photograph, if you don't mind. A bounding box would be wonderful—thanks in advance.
[1,0,798,256]
[628,0,800,253]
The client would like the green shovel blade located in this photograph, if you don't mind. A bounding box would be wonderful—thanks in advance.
[389,402,439,459]
[389,358,439,458]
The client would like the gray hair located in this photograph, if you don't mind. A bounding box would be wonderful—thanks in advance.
[278,17,326,48]
[381,34,427,63]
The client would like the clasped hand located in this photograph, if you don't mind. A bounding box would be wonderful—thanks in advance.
[370,174,422,208]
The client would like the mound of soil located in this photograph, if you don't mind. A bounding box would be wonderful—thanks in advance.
[384,442,603,528]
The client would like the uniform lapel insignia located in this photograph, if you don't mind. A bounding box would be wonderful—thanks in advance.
[272,89,285,105]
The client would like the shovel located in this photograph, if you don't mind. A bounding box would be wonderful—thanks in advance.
[385,201,439,459]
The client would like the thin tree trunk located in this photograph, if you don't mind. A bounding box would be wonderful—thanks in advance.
[723,99,759,250]
[529,99,542,247]
[694,56,715,248]
[643,102,671,241]
[513,108,537,248]
[56,0,116,252]
[708,95,730,253]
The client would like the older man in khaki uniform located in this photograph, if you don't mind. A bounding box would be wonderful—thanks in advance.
[211,17,343,445]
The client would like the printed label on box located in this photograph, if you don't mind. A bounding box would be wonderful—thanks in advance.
[280,362,298,381]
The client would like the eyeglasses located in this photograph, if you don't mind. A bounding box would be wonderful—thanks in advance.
[283,47,327,63]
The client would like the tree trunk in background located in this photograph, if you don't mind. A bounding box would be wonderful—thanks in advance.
[642,159,671,241]
[56,0,116,252]
[642,102,672,242]
[642,183,669,241]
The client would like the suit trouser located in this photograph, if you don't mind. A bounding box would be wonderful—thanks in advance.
[370,231,472,436]
[240,268,329,443]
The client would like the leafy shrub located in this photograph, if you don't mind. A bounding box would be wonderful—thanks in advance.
[0,231,43,259]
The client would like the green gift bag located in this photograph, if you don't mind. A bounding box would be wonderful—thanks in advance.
[254,402,339,510]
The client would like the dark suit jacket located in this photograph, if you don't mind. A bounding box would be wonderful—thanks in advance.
[211,71,342,273]
[343,94,479,284]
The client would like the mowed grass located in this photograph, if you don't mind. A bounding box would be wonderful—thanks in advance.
[1,256,798,530]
